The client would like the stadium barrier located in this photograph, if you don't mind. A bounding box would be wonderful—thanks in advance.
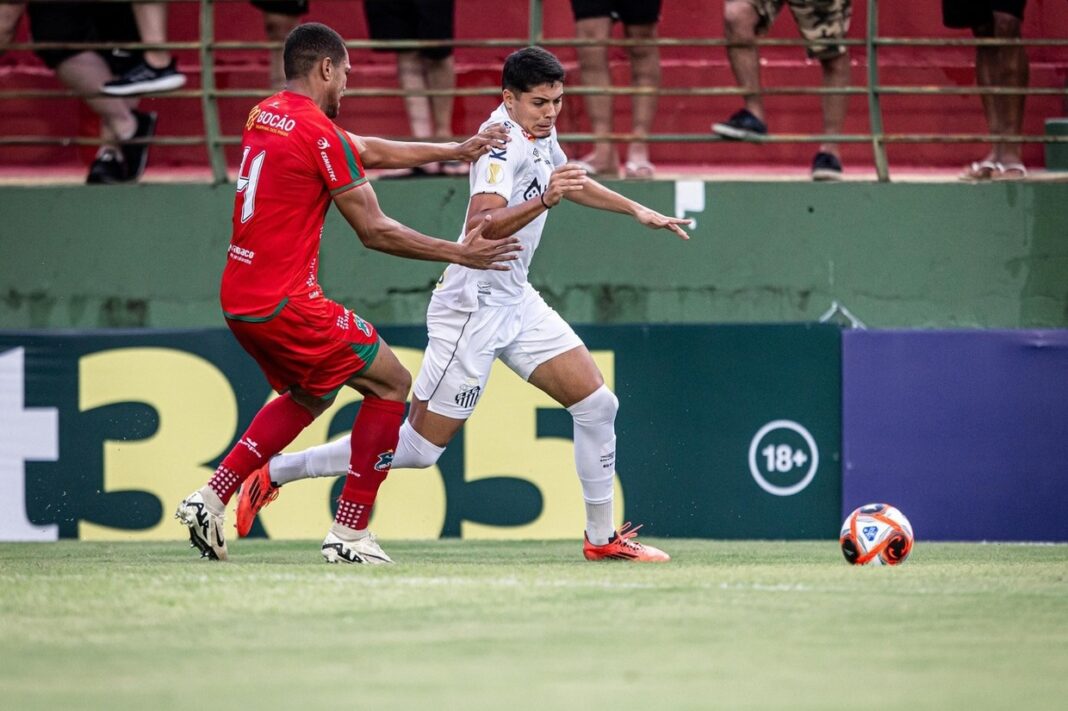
[1,0,1066,180]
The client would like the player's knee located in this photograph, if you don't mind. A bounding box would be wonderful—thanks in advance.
[567,385,618,426]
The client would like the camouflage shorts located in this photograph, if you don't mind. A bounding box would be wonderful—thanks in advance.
[740,0,853,59]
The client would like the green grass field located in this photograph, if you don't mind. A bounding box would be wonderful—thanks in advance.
[1,539,1066,710]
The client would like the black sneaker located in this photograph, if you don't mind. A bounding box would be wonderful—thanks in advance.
[119,110,158,182]
[811,152,843,181]
[86,148,129,185]
[712,108,768,140]
[101,59,187,96]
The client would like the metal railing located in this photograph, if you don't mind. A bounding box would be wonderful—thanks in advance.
[1,0,1066,183]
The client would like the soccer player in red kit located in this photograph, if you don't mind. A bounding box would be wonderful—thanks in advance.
[175,22,520,563]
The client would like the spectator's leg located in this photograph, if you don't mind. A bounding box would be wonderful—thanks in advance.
[723,0,764,121]
[396,51,434,140]
[422,54,456,141]
[574,15,618,173]
[623,22,660,173]
[56,52,137,146]
[992,11,1028,168]
[131,3,171,69]
[262,10,300,90]
[818,51,850,159]
[973,21,1000,165]
[0,3,25,51]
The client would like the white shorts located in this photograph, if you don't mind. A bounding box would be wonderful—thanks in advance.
[413,285,584,419]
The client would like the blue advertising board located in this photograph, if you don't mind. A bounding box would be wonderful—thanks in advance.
[842,330,1068,541]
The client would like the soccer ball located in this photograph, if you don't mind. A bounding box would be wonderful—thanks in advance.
[839,503,914,566]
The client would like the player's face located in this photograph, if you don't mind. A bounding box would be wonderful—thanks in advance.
[505,83,564,138]
[325,58,351,119]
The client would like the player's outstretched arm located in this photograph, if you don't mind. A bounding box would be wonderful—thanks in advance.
[348,124,510,170]
[334,183,521,270]
[565,179,692,240]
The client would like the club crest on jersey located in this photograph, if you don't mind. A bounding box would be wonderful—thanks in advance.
[523,177,543,201]
[487,163,503,185]
[374,450,394,472]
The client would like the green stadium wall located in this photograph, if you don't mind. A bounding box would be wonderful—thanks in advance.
[2,180,1066,330]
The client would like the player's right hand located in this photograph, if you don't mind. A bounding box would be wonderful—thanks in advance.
[455,123,511,163]
[460,216,523,271]
[543,163,589,208]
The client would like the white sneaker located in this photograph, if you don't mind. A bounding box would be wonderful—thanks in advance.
[321,531,393,565]
[175,491,228,561]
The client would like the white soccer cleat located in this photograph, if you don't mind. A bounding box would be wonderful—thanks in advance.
[175,490,228,561]
[321,531,393,565]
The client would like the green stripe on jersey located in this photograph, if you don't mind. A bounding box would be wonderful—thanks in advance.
[334,128,363,181]
[329,177,367,196]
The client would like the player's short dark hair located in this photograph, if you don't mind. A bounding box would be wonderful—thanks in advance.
[502,47,565,94]
[283,23,348,81]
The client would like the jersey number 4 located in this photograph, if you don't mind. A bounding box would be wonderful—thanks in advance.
[236,147,266,223]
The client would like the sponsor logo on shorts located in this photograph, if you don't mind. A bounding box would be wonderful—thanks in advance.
[455,382,482,409]
[227,244,255,265]
[476,281,491,296]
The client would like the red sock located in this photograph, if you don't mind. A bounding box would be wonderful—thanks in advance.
[336,397,405,530]
[208,393,315,505]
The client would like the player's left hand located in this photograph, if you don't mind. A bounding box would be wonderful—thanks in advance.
[454,123,511,163]
[635,208,693,240]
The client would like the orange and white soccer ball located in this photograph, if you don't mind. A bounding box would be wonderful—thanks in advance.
[840,503,914,566]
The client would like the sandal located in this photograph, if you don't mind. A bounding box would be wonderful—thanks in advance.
[440,160,470,176]
[959,160,1001,181]
[623,160,656,179]
[993,162,1028,181]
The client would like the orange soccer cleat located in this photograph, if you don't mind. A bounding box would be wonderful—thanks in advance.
[234,462,279,538]
[583,522,671,563]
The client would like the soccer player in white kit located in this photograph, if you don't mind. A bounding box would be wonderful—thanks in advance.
[235,46,692,562]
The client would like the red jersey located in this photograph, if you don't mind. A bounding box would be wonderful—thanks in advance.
[220,91,367,319]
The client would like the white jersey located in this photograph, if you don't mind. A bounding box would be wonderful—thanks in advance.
[432,103,567,311]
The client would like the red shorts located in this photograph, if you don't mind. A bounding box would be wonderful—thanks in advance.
[226,296,380,399]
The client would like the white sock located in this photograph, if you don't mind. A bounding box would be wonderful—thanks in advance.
[197,485,225,515]
[584,499,615,546]
[267,420,444,488]
[329,521,368,541]
[567,385,619,541]
[270,435,351,486]
[393,420,445,469]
